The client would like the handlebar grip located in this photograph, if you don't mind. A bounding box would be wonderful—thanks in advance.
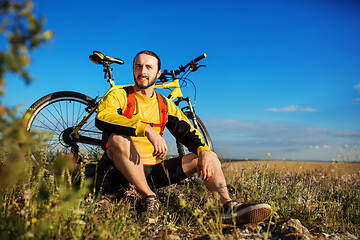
[193,53,207,63]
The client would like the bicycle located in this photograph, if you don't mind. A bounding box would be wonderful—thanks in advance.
[24,51,213,166]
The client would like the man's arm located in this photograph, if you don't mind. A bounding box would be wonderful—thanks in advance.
[165,100,210,154]
[145,124,168,158]
[95,88,148,137]
[197,150,215,181]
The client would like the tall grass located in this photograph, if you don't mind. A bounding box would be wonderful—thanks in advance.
[1,112,359,239]
[223,159,360,235]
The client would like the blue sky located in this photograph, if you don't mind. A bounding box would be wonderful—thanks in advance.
[2,0,360,161]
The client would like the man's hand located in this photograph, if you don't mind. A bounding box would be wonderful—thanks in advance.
[145,125,168,158]
[197,150,215,181]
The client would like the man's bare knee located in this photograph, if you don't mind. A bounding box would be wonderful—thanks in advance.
[106,134,131,159]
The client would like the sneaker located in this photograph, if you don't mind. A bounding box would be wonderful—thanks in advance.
[221,201,271,225]
[140,195,160,224]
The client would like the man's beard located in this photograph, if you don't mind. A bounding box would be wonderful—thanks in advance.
[134,75,157,89]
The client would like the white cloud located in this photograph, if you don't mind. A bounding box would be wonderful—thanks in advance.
[354,98,360,104]
[310,145,330,150]
[265,105,317,113]
[355,84,360,93]
[353,84,360,104]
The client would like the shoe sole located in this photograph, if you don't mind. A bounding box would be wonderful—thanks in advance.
[221,204,272,225]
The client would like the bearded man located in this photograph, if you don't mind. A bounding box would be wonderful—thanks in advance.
[95,50,272,224]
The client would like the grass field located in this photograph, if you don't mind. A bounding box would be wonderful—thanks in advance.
[222,159,360,235]
[1,152,359,239]
[224,160,360,176]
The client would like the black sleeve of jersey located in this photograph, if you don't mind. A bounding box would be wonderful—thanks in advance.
[95,117,136,136]
[166,115,206,154]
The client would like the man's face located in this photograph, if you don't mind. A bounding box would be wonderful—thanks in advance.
[133,53,161,89]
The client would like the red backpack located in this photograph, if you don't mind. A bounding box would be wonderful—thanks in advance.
[123,86,168,136]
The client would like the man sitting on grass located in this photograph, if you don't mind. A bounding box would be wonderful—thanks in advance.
[95,50,271,224]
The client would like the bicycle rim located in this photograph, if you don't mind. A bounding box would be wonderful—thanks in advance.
[25,91,103,162]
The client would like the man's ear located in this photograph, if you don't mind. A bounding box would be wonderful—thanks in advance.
[156,69,162,79]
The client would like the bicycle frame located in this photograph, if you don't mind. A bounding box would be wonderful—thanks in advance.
[154,79,183,101]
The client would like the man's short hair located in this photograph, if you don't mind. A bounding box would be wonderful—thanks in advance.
[133,50,161,71]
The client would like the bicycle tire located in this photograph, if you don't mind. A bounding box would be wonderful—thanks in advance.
[25,91,103,163]
[175,112,214,157]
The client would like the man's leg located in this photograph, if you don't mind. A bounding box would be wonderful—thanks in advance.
[106,133,155,197]
[181,152,232,204]
[181,151,272,224]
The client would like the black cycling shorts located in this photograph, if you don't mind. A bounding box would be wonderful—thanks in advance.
[105,154,188,191]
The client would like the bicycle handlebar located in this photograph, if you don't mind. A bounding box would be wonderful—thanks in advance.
[186,53,207,67]
[159,53,207,82]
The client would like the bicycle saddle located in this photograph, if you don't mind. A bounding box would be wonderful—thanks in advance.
[89,51,124,65]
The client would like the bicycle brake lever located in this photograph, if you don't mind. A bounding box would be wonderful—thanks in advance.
[190,64,206,72]
[189,61,198,72]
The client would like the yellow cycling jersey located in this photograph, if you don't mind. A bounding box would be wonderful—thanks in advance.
[95,87,210,165]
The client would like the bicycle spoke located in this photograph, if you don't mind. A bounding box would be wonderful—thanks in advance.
[49,102,68,130]
[80,143,95,154]
[75,101,85,125]
[54,101,67,129]
[82,118,97,133]
[47,140,63,152]
[34,111,63,134]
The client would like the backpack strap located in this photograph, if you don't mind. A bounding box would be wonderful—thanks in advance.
[122,86,168,136]
[140,92,168,136]
[156,92,168,136]
[123,86,136,118]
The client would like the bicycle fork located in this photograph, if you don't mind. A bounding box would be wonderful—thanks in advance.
[177,97,200,130]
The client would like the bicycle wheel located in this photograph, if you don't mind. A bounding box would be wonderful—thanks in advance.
[25,91,103,163]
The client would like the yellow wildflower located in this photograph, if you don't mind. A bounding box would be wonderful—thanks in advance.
[179,198,186,207]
